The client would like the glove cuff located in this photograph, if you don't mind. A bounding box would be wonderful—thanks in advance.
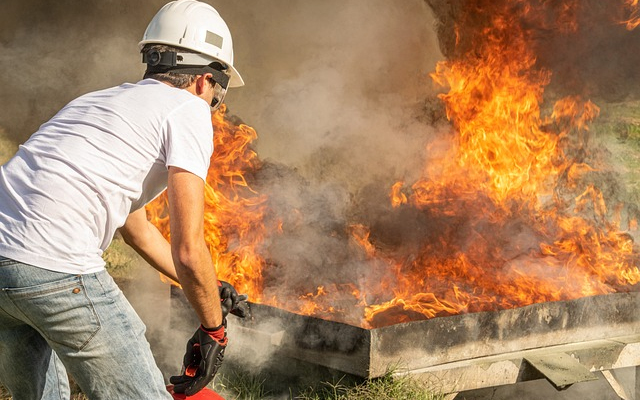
[200,324,226,342]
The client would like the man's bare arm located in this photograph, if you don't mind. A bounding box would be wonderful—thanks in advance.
[166,166,223,328]
[120,207,179,282]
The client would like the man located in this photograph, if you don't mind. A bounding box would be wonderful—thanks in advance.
[0,0,245,398]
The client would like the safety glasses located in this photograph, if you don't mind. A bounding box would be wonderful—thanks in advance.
[207,62,230,110]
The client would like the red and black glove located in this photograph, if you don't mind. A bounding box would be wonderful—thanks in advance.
[218,280,249,319]
[169,324,227,395]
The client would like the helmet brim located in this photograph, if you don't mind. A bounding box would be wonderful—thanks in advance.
[227,64,244,88]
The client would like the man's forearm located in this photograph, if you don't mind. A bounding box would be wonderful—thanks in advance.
[172,243,223,328]
[121,213,223,327]
[120,209,180,282]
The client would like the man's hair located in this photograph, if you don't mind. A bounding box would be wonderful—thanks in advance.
[141,44,198,88]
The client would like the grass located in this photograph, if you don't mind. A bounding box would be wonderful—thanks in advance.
[102,234,140,280]
[216,369,269,400]
[212,369,446,400]
[596,100,640,199]
[294,373,446,400]
[0,128,17,166]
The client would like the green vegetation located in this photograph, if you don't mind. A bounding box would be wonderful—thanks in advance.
[0,129,17,166]
[596,100,640,199]
[294,373,446,400]
[216,369,268,400]
[102,235,140,280]
[211,369,445,400]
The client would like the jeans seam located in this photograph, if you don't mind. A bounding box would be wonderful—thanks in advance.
[3,292,40,331]
[53,356,65,400]
[99,275,137,336]
[95,272,144,341]
[94,271,116,305]
[4,280,80,299]
[75,275,102,351]
[0,295,24,324]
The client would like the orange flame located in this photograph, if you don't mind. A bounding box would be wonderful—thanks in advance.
[146,1,640,329]
[623,0,640,30]
[359,0,640,326]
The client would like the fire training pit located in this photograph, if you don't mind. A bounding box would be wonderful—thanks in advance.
[169,286,640,396]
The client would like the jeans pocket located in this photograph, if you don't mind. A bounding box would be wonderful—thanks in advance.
[4,275,101,351]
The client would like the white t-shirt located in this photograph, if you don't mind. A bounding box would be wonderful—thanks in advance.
[0,79,214,274]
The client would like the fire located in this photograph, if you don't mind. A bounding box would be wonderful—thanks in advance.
[359,0,640,326]
[146,1,640,329]
[624,0,640,29]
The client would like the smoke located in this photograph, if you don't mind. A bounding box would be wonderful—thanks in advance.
[0,0,167,142]
[0,128,17,165]
[210,1,446,331]
[536,1,640,101]
[222,0,443,185]
[209,0,444,378]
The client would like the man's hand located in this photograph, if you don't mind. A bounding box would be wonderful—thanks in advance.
[170,325,227,395]
[218,280,249,319]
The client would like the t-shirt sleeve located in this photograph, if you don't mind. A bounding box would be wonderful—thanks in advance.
[164,99,214,181]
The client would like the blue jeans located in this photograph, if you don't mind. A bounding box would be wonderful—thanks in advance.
[0,257,173,400]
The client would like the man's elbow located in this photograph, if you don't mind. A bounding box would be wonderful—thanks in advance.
[172,239,208,270]
[119,224,151,250]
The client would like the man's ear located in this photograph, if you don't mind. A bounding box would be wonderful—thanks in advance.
[195,73,213,95]
[195,75,207,95]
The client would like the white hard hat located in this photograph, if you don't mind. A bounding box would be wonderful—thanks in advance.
[139,0,244,87]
